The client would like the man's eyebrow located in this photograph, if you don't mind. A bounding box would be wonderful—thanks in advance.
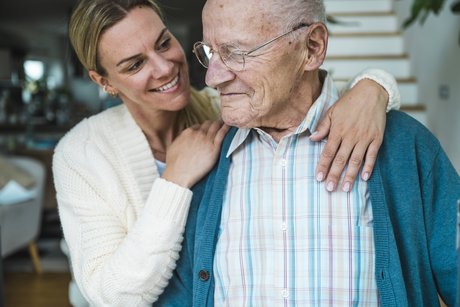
[116,28,168,67]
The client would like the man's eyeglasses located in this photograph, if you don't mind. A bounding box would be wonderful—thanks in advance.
[193,23,311,72]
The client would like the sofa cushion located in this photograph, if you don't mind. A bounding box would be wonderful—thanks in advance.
[0,156,36,189]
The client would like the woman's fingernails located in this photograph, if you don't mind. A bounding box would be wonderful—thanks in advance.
[327,181,335,192]
[363,172,370,181]
[342,182,351,193]
[316,172,324,181]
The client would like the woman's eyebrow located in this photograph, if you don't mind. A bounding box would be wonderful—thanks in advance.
[116,28,168,67]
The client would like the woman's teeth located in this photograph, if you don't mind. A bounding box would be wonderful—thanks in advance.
[154,75,179,92]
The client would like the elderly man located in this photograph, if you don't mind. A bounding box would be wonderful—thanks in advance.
[156,0,460,306]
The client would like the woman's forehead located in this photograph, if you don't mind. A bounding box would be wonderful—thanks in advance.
[98,7,165,63]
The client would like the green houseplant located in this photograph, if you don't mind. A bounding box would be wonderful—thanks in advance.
[404,0,460,43]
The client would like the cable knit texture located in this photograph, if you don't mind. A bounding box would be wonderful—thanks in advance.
[348,68,401,112]
[53,104,193,307]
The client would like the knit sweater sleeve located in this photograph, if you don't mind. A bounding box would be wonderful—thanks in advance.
[53,119,193,307]
[343,68,401,112]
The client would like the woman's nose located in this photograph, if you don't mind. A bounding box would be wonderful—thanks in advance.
[149,54,174,79]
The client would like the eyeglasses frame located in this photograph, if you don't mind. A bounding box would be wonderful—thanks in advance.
[193,22,311,71]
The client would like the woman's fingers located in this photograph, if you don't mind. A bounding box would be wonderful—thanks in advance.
[361,138,382,181]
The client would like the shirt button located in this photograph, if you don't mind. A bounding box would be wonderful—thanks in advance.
[281,223,287,231]
[282,289,289,298]
[198,270,210,281]
[280,159,287,167]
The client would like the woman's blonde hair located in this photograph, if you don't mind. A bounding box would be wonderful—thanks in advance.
[69,0,163,76]
[69,0,219,127]
[180,88,220,129]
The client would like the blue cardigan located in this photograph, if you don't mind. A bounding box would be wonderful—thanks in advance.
[155,111,460,307]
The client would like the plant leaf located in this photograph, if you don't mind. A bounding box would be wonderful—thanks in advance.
[430,0,444,14]
[419,9,430,24]
[404,0,428,28]
[452,1,460,13]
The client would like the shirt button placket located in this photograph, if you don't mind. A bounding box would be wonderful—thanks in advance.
[281,222,287,232]
[282,289,289,299]
[280,158,287,168]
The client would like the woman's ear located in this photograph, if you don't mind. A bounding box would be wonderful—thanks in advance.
[304,23,328,71]
[88,70,119,96]
[88,70,105,87]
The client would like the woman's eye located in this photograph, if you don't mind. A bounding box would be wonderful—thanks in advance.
[158,38,171,51]
[127,60,143,72]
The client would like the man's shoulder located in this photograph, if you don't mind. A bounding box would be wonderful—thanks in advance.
[379,111,446,171]
[384,110,440,147]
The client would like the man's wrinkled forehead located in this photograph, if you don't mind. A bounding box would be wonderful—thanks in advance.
[203,0,277,38]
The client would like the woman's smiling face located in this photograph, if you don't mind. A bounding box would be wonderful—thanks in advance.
[96,6,191,113]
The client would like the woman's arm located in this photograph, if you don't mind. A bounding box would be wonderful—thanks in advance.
[53,120,228,306]
[311,68,400,192]
[53,140,195,306]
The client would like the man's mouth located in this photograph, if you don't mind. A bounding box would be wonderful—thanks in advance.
[219,89,237,96]
[219,91,245,97]
[152,74,180,93]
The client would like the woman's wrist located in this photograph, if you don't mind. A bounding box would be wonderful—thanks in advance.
[349,68,401,112]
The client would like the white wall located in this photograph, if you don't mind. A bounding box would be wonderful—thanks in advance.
[395,0,460,173]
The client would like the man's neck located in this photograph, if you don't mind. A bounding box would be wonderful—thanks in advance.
[259,71,323,142]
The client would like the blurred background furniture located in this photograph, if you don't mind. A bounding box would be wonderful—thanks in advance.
[0,156,46,273]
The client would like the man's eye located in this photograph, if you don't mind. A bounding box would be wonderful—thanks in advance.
[223,48,244,64]
[158,38,171,51]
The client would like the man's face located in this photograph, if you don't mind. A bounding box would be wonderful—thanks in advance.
[202,0,309,129]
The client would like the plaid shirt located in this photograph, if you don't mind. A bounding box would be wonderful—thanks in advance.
[214,73,379,306]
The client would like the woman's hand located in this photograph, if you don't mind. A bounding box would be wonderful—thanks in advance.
[310,79,388,192]
[162,120,229,188]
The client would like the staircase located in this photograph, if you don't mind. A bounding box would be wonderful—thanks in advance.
[323,0,427,125]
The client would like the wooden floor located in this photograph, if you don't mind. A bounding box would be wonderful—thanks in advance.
[3,272,72,307]
[1,272,450,307]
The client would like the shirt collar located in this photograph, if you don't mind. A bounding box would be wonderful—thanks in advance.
[226,70,339,157]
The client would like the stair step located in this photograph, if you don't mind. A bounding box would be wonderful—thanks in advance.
[327,54,408,60]
[330,12,396,17]
[334,78,419,106]
[400,105,427,112]
[328,35,404,56]
[323,56,411,79]
[330,32,402,37]
[325,0,393,14]
[403,110,428,126]
[327,14,399,34]
[398,82,419,106]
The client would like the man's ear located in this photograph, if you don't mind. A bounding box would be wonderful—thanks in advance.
[304,23,328,71]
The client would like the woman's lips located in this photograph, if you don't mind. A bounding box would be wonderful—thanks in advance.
[152,74,180,93]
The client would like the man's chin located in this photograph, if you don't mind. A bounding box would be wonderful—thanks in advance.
[222,117,251,129]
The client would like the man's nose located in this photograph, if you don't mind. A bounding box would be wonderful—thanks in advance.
[205,55,235,88]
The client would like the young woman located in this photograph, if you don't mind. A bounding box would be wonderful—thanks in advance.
[53,0,400,305]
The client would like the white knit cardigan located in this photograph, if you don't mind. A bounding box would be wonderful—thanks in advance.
[53,103,195,306]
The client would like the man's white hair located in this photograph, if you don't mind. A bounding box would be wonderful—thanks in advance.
[269,0,326,29]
